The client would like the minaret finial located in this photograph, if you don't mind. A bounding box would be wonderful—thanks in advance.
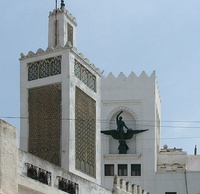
[61,0,65,8]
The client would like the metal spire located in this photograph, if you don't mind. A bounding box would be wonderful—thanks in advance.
[55,0,58,10]
[61,0,65,8]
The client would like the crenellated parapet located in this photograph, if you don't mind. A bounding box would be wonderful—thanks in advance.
[112,176,151,194]
[102,71,156,83]
[49,7,77,26]
[19,45,101,75]
[101,70,159,102]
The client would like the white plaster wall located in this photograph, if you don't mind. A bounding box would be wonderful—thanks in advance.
[155,76,161,159]
[158,152,187,166]
[102,155,142,190]
[187,155,200,171]
[18,150,111,194]
[101,71,200,193]
[0,120,18,194]
[153,172,200,194]
[101,71,158,191]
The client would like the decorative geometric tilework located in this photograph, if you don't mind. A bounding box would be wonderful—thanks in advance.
[88,76,96,91]
[74,61,81,79]
[39,61,49,78]
[75,87,96,178]
[74,60,96,92]
[81,69,88,85]
[28,56,61,81]
[68,23,73,46]
[28,64,38,81]
[28,84,61,166]
[51,59,62,75]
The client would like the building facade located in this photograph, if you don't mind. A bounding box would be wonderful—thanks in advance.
[100,70,200,193]
[16,2,200,194]
[0,119,150,194]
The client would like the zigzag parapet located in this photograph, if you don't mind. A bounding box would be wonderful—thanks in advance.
[102,70,156,82]
[101,70,159,101]
[49,8,77,26]
[19,44,100,75]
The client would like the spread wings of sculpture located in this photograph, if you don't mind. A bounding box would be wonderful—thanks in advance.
[101,129,148,140]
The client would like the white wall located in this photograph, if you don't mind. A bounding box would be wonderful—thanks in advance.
[18,149,111,194]
[0,120,18,194]
[101,71,158,191]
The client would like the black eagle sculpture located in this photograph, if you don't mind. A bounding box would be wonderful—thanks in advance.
[101,111,148,154]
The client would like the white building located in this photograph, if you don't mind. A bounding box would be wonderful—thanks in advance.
[100,55,200,193]
[16,1,200,194]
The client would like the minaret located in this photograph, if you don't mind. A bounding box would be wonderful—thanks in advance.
[20,1,101,184]
[48,0,77,48]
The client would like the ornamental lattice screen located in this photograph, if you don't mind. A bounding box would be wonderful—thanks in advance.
[75,87,96,178]
[68,23,73,46]
[28,56,61,81]
[28,84,61,166]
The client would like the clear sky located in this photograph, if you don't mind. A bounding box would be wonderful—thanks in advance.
[1,0,200,154]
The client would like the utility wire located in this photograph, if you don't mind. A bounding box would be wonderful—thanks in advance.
[1,116,200,130]
[2,116,200,123]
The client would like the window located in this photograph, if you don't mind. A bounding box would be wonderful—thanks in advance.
[118,164,127,176]
[67,23,73,46]
[105,164,114,176]
[131,164,141,176]
[165,193,177,194]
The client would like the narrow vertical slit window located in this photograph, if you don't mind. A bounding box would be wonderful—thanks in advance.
[68,23,73,46]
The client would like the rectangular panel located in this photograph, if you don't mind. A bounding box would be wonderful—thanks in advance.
[74,60,96,92]
[75,87,96,178]
[28,56,61,81]
[28,84,61,166]
[68,23,73,46]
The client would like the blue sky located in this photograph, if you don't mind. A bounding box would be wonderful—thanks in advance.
[1,0,200,154]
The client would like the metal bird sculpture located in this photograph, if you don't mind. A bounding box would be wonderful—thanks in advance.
[101,111,148,154]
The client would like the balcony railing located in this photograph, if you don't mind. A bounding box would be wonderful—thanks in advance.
[58,176,79,194]
[26,163,51,186]
[25,163,79,193]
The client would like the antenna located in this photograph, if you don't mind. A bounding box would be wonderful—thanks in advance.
[55,0,58,47]
[194,145,197,155]
[55,0,58,10]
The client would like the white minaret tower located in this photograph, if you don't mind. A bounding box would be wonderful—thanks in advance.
[20,1,101,184]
